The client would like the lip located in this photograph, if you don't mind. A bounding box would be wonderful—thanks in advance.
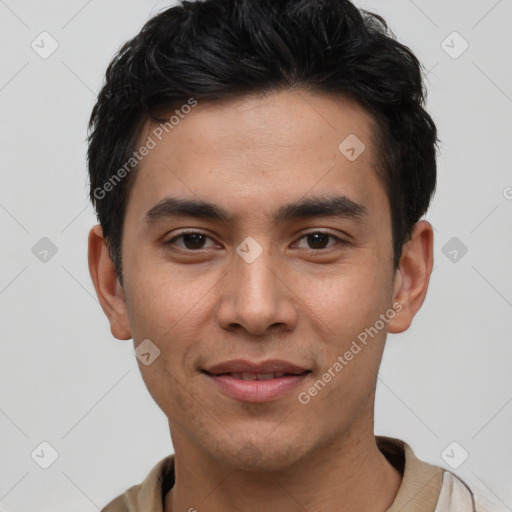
[203,359,311,403]
[204,359,309,375]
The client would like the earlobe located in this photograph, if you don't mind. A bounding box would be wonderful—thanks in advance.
[387,221,434,334]
[88,225,132,340]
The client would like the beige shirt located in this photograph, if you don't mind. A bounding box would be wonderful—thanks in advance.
[101,436,476,512]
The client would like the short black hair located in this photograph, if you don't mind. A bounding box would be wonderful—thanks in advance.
[87,0,438,284]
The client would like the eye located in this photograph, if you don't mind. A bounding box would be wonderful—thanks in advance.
[165,231,217,250]
[165,230,346,252]
[294,231,344,250]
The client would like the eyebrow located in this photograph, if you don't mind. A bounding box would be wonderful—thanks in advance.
[143,194,368,226]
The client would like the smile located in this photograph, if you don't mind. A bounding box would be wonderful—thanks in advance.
[203,370,311,402]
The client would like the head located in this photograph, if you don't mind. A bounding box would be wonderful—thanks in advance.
[88,0,436,470]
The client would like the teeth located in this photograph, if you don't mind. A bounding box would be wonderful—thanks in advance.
[228,372,290,380]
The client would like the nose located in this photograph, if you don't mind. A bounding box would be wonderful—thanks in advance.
[216,243,298,337]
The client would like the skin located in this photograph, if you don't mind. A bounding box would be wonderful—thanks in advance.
[88,90,434,512]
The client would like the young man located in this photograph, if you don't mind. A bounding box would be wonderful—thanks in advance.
[87,0,480,510]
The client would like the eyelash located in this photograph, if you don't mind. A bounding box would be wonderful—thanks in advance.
[165,230,347,252]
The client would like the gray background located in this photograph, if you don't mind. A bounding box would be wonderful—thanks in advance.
[0,0,511,510]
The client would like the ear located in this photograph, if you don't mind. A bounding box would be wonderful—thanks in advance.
[387,220,434,334]
[88,225,132,340]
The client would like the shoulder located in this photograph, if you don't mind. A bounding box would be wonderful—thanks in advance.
[100,483,142,512]
[377,436,478,512]
[100,454,175,512]
[435,471,477,512]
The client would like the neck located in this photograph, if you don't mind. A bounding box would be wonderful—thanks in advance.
[164,426,402,512]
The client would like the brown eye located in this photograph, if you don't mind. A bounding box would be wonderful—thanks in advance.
[166,231,215,250]
[295,232,342,250]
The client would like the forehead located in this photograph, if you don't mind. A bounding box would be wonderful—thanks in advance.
[145,90,377,159]
[127,90,387,223]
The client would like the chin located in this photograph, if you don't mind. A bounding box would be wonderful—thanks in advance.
[220,436,307,473]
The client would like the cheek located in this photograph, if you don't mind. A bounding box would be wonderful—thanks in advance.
[124,254,215,341]
[123,278,194,405]
[299,266,394,401]
[303,267,391,332]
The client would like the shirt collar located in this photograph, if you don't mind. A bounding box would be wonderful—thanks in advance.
[105,435,444,512]
[377,435,444,512]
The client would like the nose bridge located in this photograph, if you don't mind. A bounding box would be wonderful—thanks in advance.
[234,239,278,309]
[217,237,295,335]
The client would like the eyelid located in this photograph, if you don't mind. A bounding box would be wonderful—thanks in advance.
[165,228,349,250]
[165,229,218,246]
[292,230,348,249]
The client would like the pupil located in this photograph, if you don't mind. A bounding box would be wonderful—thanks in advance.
[180,233,329,250]
[184,233,204,249]
[309,233,328,249]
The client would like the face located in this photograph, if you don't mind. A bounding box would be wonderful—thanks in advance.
[94,90,415,471]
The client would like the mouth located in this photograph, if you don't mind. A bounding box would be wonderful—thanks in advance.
[202,359,312,402]
[207,371,309,380]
